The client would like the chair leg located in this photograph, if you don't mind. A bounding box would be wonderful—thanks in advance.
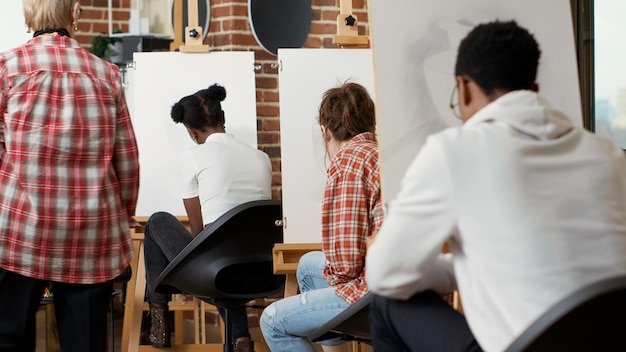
[223,307,233,352]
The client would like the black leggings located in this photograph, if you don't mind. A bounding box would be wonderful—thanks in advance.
[0,268,112,352]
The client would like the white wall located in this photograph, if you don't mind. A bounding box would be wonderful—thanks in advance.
[0,2,32,52]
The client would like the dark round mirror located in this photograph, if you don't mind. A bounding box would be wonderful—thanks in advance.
[249,0,312,56]
[171,0,211,40]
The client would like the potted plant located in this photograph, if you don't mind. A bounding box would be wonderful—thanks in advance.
[89,29,123,63]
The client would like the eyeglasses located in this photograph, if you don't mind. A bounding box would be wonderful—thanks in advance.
[77,7,82,20]
[449,85,461,119]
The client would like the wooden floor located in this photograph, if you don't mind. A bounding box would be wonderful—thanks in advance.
[34,293,276,352]
[33,291,348,352]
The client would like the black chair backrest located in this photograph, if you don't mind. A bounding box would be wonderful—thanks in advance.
[155,200,285,304]
[505,275,626,352]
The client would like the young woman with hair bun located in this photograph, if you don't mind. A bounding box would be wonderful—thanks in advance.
[143,84,271,352]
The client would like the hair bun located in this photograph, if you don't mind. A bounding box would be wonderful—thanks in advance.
[170,102,185,123]
[206,84,226,102]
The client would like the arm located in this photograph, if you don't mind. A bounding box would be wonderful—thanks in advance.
[183,196,204,237]
[366,137,456,299]
[112,71,140,222]
[0,58,6,161]
[322,157,376,286]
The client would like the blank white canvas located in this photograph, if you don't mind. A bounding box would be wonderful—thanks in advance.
[369,0,582,203]
[128,51,257,217]
[0,2,32,52]
[278,48,374,243]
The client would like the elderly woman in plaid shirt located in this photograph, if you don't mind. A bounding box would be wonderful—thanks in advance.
[261,82,383,352]
[0,1,139,351]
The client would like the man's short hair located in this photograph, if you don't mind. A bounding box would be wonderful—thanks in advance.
[454,20,541,97]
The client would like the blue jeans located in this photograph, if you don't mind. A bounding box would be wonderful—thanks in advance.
[260,251,348,351]
[143,212,251,339]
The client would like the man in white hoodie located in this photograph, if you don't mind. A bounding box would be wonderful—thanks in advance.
[366,20,626,351]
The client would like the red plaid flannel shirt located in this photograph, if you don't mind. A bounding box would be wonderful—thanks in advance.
[321,132,383,304]
[0,35,140,284]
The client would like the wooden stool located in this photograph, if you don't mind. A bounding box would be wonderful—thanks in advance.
[121,218,224,352]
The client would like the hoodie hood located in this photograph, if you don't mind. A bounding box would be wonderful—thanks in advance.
[465,90,575,141]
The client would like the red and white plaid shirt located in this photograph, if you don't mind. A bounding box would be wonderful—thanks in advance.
[0,35,140,284]
[321,132,383,304]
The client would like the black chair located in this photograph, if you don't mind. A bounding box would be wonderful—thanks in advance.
[505,275,626,352]
[308,292,373,345]
[155,199,285,352]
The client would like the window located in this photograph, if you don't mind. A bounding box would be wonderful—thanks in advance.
[594,0,626,148]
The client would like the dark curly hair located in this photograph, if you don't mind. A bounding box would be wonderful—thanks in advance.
[455,20,541,97]
[318,82,376,142]
[170,83,226,131]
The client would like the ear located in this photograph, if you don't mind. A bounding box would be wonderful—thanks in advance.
[72,2,81,23]
[321,126,331,143]
[457,76,472,108]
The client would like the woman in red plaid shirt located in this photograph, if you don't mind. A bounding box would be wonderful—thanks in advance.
[261,82,383,351]
[0,1,139,351]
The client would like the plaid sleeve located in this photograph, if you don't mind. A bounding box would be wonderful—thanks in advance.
[0,57,6,161]
[112,71,140,219]
[322,156,369,286]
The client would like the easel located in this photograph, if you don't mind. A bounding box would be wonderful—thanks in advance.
[170,0,209,52]
[333,0,369,47]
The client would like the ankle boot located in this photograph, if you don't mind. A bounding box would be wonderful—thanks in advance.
[233,338,255,352]
[149,302,172,348]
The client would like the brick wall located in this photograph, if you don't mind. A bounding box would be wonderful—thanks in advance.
[76,0,370,200]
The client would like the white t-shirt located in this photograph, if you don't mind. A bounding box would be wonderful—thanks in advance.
[367,91,626,351]
[180,133,272,225]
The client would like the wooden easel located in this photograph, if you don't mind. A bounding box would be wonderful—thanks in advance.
[333,0,369,47]
[171,0,209,52]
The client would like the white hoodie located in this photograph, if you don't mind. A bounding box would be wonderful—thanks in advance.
[366,90,626,351]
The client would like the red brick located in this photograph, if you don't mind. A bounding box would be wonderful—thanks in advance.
[261,146,281,159]
[322,10,339,21]
[353,11,368,23]
[262,63,279,74]
[213,6,230,18]
[271,160,281,172]
[257,104,279,117]
[91,22,109,34]
[271,188,282,201]
[258,132,280,144]
[94,0,119,7]
[353,0,366,9]
[304,36,323,48]
[112,9,130,21]
[263,118,281,131]
[231,33,257,46]
[271,173,283,186]
[254,50,276,61]
[211,33,232,46]
[312,9,322,21]
[262,91,279,103]
[222,19,249,31]
[310,23,336,35]
[82,8,105,20]
[322,37,336,48]
[256,77,278,90]
[313,0,338,7]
